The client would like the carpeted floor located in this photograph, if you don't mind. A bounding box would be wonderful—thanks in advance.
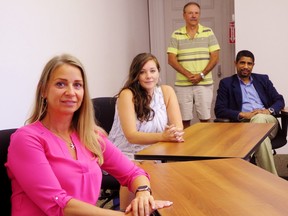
[274,154,288,178]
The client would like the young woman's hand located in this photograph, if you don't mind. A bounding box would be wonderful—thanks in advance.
[162,124,184,142]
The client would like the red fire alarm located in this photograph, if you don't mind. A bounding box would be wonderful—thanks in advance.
[229,21,235,44]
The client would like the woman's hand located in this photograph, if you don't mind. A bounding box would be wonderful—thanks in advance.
[162,125,184,142]
[125,192,173,216]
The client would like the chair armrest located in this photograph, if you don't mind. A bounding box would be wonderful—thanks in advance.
[272,107,288,150]
[280,107,288,137]
[281,107,288,115]
[213,118,230,123]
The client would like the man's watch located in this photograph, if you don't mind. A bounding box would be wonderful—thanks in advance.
[268,107,275,114]
[135,185,152,195]
[200,72,205,79]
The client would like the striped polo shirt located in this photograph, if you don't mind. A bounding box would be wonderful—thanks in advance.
[167,24,220,86]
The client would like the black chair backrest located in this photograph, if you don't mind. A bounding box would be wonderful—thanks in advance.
[91,97,120,209]
[92,97,117,133]
[0,128,17,216]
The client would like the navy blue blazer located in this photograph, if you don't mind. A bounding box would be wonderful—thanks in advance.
[214,73,285,121]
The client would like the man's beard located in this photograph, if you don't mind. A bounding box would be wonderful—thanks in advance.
[238,69,250,78]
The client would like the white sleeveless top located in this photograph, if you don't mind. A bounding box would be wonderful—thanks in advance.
[108,86,168,160]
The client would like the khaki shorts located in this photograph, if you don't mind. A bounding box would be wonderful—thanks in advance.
[175,85,213,121]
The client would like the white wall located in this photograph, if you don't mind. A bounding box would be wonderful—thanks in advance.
[0,0,150,129]
[235,0,287,101]
[235,0,288,153]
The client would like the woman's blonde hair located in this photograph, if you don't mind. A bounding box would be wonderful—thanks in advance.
[26,54,104,164]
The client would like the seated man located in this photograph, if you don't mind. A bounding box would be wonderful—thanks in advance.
[214,50,285,175]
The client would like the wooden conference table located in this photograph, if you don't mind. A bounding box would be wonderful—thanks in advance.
[140,158,288,216]
[134,122,275,161]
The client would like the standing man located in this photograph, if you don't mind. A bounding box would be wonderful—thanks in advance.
[167,1,220,128]
[214,50,285,175]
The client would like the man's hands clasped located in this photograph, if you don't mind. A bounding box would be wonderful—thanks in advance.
[239,109,272,120]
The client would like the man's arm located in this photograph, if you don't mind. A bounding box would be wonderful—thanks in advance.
[252,74,285,113]
[191,50,220,84]
[214,78,242,121]
[263,76,285,113]
[167,53,192,79]
[168,50,219,84]
[202,50,219,76]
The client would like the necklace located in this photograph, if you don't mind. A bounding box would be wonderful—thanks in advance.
[41,121,75,150]
[56,133,75,150]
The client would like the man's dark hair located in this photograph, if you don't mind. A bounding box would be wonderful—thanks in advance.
[236,50,255,63]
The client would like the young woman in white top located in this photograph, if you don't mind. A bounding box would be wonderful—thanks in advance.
[109,53,184,210]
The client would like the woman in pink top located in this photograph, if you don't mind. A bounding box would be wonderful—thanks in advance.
[5,54,172,216]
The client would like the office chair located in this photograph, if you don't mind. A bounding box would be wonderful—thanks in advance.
[214,108,288,155]
[0,128,17,216]
[92,97,117,135]
[270,108,288,151]
[92,97,120,209]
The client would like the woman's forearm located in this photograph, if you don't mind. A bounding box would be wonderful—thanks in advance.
[64,198,125,216]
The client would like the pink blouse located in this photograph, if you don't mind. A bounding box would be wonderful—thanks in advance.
[5,121,148,216]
